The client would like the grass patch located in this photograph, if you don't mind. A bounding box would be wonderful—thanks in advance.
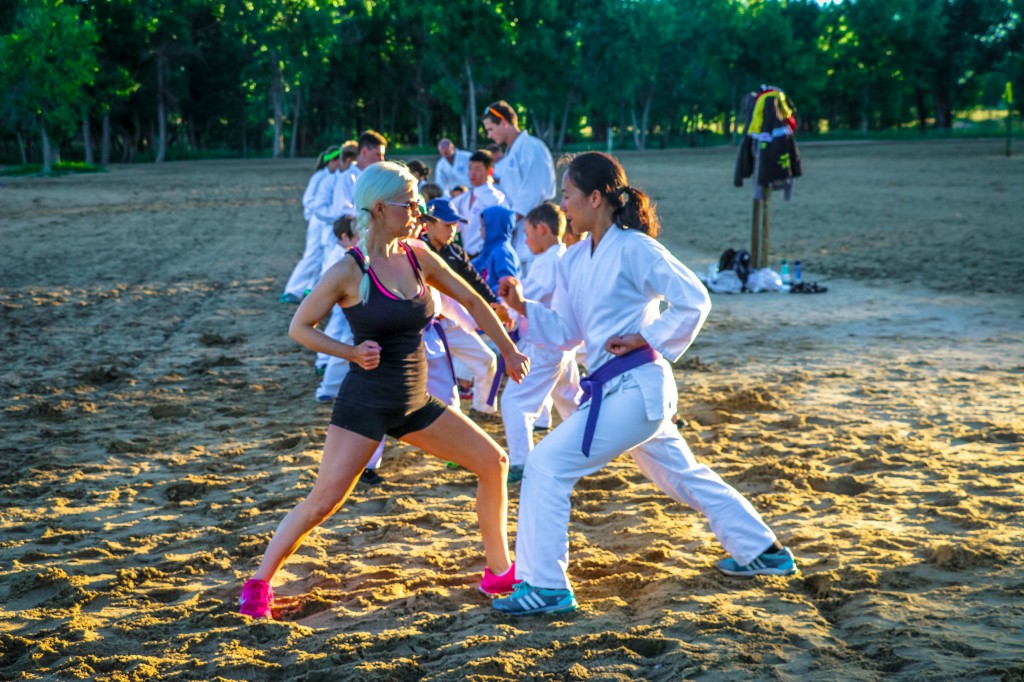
[0,161,106,177]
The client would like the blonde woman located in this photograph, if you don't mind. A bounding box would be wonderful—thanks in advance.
[240,162,529,619]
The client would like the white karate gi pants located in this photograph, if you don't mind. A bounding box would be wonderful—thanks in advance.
[283,217,329,298]
[500,344,581,467]
[424,325,460,410]
[443,326,496,414]
[515,375,777,591]
[316,305,350,371]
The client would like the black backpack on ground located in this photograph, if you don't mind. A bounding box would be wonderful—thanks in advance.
[718,248,752,290]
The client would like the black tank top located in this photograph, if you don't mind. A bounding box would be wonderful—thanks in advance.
[338,242,434,411]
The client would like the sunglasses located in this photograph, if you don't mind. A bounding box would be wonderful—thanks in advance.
[386,200,421,213]
[483,106,508,124]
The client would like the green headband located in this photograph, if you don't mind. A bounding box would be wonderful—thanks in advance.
[323,149,341,161]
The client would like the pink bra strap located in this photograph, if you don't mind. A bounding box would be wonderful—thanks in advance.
[352,244,424,300]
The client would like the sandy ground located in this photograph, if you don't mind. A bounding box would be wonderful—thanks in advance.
[1,140,1023,681]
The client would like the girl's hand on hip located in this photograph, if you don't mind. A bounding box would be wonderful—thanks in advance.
[605,333,647,356]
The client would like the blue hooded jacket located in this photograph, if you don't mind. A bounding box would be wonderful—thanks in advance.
[471,206,521,295]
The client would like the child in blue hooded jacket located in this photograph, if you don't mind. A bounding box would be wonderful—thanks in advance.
[472,205,522,296]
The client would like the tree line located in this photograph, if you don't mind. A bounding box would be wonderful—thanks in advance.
[1,0,1021,171]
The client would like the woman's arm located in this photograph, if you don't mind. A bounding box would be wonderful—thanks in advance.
[418,247,530,382]
[628,236,711,362]
[288,258,381,370]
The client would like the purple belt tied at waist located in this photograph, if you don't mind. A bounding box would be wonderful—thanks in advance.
[426,319,457,384]
[486,329,520,406]
[579,344,661,457]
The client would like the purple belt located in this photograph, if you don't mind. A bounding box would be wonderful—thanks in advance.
[426,319,457,384]
[486,329,520,406]
[579,345,661,457]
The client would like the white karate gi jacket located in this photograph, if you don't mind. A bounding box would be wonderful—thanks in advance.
[523,226,711,423]
[500,131,555,218]
[318,165,362,224]
[434,150,473,195]
[302,167,330,222]
[451,182,507,256]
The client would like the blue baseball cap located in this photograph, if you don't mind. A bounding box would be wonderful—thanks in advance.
[426,198,467,224]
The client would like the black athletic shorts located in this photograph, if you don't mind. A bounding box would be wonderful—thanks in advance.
[329,395,447,441]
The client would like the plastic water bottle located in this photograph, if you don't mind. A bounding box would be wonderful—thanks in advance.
[780,259,791,286]
[793,260,803,285]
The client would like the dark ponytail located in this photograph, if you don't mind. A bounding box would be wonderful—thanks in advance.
[565,152,660,238]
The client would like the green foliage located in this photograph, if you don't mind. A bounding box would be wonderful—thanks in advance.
[0,0,99,137]
[0,0,1018,164]
[0,160,104,176]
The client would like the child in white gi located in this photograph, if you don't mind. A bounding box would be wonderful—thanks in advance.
[422,199,501,417]
[451,149,508,259]
[499,202,581,483]
[493,152,797,615]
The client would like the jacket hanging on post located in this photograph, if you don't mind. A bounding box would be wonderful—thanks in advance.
[734,87,802,200]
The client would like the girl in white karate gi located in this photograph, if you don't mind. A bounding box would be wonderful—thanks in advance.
[280,146,343,303]
[493,152,797,615]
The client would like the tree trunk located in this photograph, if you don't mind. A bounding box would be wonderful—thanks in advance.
[860,89,870,133]
[465,58,477,148]
[270,59,285,159]
[459,114,468,151]
[241,97,248,158]
[82,113,94,165]
[101,114,111,165]
[290,87,302,158]
[934,87,953,129]
[556,90,574,152]
[41,121,53,174]
[631,93,652,151]
[155,52,168,163]
[914,88,928,132]
[16,131,28,166]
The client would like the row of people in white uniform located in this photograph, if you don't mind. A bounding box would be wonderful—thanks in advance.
[280,132,388,304]
[285,103,565,484]
[308,196,580,486]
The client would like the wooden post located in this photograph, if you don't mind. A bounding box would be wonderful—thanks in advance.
[751,199,761,267]
[760,186,772,269]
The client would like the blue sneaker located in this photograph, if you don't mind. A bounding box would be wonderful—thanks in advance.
[279,293,302,304]
[507,465,524,484]
[717,547,798,577]
[492,582,577,615]
[314,393,334,404]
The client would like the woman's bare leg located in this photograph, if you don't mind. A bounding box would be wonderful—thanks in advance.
[252,426,380,583]
[401,408,512,574]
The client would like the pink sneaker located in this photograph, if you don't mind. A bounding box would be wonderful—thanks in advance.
[479,562,519,595]
[239,578,274,619]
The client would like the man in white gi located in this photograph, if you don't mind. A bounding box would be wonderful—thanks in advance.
[434,138,472,196]
[481,101,556,270]
[318,130,386,226]
[499,202,581,483]
[451,149,508,259]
